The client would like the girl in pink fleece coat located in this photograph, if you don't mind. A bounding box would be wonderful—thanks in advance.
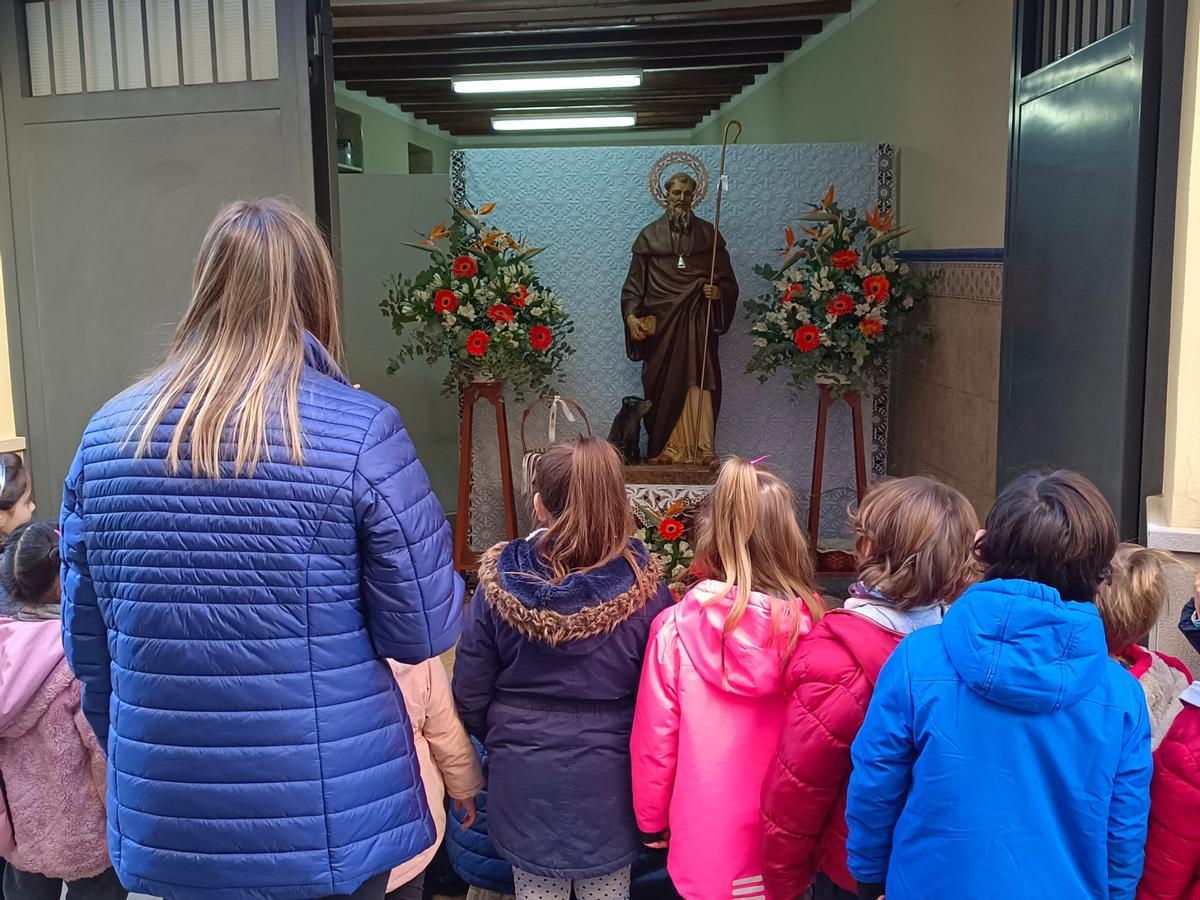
[0,521,122,900]
[631,458,824,900]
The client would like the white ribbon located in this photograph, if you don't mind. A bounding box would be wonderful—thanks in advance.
[720,173,729,194]
[546,395,577,443]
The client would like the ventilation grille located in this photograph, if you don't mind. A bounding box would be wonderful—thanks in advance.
[23,0,278,96]
[1027,0,1131,74]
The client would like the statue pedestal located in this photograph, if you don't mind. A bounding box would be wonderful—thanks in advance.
[623,463,717,486]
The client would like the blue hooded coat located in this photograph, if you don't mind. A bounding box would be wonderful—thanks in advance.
[846,579,1152,900]
[60,335,463,899]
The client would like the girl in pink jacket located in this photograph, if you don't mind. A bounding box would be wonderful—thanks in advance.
[0,521,121,900]
[631,458,823,900]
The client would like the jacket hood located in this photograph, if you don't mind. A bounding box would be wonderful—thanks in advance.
[478,538,661,652]
[941,579,1110,714]
[675,580,799,697]
[819,609,904,683]
[0,618,71,737]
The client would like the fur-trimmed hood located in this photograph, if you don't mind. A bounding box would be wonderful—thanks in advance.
[477,537,662,650]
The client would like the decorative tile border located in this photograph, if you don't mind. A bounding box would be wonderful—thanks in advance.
[905,249,1005,304]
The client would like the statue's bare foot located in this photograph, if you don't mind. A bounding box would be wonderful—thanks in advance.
[698,453,718,468]
[647,453,677,465]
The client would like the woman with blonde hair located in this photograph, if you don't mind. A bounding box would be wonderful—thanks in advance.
[631,457,822,900]
[453,437,672,900]
[60,198,462,900]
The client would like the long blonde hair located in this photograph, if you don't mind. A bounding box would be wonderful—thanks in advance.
[693,457,822,657]
[531,437,639,582]
[134,198,341,478]
[1096,543,1175,653]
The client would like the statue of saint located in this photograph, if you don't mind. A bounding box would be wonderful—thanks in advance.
[620,172,739,466]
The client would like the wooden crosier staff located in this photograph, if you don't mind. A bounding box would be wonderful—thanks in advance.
[699,120,742,393]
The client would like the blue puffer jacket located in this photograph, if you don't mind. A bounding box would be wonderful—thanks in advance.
[846,579,1152,900]
[60,335,464,900]
[447,739,515,895]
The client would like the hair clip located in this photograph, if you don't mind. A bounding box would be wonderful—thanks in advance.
[749,455,770,466]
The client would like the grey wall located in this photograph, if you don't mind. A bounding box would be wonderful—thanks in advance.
[337,173,458,509]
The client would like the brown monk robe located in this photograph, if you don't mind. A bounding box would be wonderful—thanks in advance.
[621,175,739,465]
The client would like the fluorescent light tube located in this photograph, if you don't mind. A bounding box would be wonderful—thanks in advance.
[491,113,637,132]
[454,71,642,94]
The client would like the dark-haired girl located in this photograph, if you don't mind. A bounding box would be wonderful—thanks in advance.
[0,452,35,614]
[452,437,673,900]
[0,521,123,900]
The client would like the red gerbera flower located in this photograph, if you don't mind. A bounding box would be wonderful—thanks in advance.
[794,324,821,352]
[782,283,804,304]
[859,318,884,338]
[826,293,854,317]
[529,325,553,351]
[831,249,860,270]
[863,274,891,303]
[453,255,478,278]
[510,284,530,307]
[433,290,459,314]
[465,330,489,356]
[658,517,685,542]
[487,303,515,324]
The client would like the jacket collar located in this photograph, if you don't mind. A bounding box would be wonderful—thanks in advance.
[303,332,350,386]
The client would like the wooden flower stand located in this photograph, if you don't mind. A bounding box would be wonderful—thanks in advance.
[809,384,870,574]
[455,381,518,572]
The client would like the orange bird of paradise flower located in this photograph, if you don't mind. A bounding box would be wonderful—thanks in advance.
[864,206,895,233]
[780,226,796,257]
[430,221,451,241]
[821,184,836,209]
[481,230,506,250]
[478,202,496,215]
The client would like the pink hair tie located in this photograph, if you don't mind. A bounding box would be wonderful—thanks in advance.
[750,455,770,466]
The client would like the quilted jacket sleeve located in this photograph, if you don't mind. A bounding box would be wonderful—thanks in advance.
[1137,717,1200,899]
[60,446,112,748]
[762,639,868,900]
[452,588,501,741]
[846,642,917,888]
[424,659,484,801]
[353,403,463,663]
[1108,694,1152,900]
[631,610,680,840]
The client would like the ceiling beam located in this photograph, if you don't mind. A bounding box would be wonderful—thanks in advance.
[334,37,800,67]
[385,92,736,111]
[335,52,786,80]
[331,2,851,39]
[342,65,767,95]
[332,21,820,55]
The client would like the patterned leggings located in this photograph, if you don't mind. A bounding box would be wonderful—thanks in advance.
[513,866,631,900]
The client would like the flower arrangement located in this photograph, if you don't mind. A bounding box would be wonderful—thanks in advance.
[381,201,575,397]
[744,185,938,394]
[634,498,696,596]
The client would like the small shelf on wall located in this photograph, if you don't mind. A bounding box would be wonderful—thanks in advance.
[337,163,363,174]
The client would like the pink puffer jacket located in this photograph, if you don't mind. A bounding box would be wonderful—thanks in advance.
[631,581,815,900]
[0,617,108,880]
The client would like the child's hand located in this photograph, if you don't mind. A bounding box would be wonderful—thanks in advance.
[454,797,478,831]
[643,839,668,849]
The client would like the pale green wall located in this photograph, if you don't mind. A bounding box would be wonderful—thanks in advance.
[334,87,458,175]
[694,0,1013,249]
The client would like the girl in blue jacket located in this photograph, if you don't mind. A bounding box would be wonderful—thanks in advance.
[846,470,1152,900]
[61,199,462,900]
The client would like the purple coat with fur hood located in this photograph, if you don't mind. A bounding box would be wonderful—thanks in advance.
[0,618,108,880]
[452,536,672,880]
